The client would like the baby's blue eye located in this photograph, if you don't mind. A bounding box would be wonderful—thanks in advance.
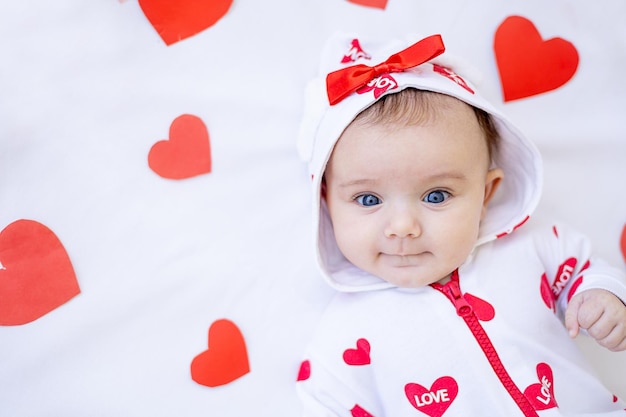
[423,190,450,204]
[356,194,381,207]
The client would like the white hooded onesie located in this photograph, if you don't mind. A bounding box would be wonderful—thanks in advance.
[296,33,626,417]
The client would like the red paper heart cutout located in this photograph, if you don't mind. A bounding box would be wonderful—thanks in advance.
[139,0,233,46]
[351,404,374,417]
[347,0,387,9]
[494,15,579,102]
[190,319,250,387]
[297,360,311,381]
[523,363,558,410]
[0,219,79,326]
[619,224,626,261]
[405,376,458,417]
[464,293,495,321]
[148,114,212,180]
[343,338,371,365]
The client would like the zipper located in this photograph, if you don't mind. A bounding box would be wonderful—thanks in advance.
[431,271,539,416]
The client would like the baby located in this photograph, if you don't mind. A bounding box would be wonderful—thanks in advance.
[296,34,626,416]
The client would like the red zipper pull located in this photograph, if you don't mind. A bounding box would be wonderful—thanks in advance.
[442,279,473,317]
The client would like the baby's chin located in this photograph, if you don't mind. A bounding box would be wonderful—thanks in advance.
[375,269,450,288]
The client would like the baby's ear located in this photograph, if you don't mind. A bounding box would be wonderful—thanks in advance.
[482,168,504,218]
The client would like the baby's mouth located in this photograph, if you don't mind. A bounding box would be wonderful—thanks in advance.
[380,252,426,267]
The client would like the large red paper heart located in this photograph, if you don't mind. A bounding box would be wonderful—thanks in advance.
[523,363,558,410]
[494,15,579,102]
[191,319,249,387]
[619,224,626,261]
[138,0,233,46]
[405,376,458,417]
[148,114,212,180]
[0,219,79,326]
[347,0,388,9]
[343,338,371,365]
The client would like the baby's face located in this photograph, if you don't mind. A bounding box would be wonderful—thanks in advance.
[323,98,502,287]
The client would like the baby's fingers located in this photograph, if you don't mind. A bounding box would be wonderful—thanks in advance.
[591,320,626,351]
[573,289,626,351]
[565,290,605,338]
[564,294,584,338]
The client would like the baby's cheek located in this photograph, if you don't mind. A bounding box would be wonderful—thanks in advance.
[333,219,370,256]
[440,215,480,257]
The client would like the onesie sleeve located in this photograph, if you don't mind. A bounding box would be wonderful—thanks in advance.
[534,222,626,321]
[296,348,382,417]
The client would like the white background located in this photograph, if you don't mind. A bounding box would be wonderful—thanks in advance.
[0,1,624,415]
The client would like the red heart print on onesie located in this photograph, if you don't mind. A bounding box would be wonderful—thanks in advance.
[523,363,558,410]
[148,114,212,180]
[347,0,388,9]
[343,338,371,365]
[297,360,311,381]
[494,15,579,102]
[540,273,557,312]
[0,219,79,326]
[405,376,458,417]
[351,404,375,417]
[138,0,233,46]
[190,319,250,387]
[464,293,495,321]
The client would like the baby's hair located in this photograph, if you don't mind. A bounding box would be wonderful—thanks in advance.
[350,88,499,162]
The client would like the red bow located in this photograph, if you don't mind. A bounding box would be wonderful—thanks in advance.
[326,35,446,105]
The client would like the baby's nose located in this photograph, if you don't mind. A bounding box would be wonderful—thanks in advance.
[384,205,421,238]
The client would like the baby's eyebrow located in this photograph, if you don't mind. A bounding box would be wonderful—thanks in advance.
[338,172,467,188]
[425,172,468,182]
[337,178,378,188]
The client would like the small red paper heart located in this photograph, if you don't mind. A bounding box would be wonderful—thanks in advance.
[139,0,233,46]
[343,338,371,365]
[297,360,311,381]
[148,114,212,180]
[351,404,374,417]
[494,15,579,101]
[190,319,250,387]
[523,363,558,410]
[0,219,79,326]
[619,224,626,261]
[347,0,387,9]
[405,376,458,417]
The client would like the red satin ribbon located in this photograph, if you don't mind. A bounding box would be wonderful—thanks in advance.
[326,34,446,105]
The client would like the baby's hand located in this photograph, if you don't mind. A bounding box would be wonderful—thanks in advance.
[565,288,626,351]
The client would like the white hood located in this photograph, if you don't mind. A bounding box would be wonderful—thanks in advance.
[297,33,543,292]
